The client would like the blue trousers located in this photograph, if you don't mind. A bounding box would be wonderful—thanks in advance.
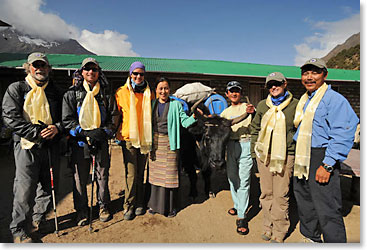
[226,140,253,219]
[293,147,346,243]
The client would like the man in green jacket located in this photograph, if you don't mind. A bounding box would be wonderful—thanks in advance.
[250,72,298,243]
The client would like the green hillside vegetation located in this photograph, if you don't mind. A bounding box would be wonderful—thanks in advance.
[327,44,360,70]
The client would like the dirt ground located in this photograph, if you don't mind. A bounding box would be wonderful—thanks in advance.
[0,144,360,244]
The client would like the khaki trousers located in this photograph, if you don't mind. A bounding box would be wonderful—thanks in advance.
[257,155,294,241]
[121,141,148,212]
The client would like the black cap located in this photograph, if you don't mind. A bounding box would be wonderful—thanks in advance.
[226,81,242,91]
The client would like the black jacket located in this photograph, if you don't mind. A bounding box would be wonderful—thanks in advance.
[62,82,119,141]
[2,80,64,143]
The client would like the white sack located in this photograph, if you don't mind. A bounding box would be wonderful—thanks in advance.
[173,82,214,104]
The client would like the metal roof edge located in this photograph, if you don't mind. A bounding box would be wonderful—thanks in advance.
[0,53,360,81]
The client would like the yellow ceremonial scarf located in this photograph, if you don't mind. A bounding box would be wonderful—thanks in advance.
[293,83,328,179]
[254,92,292,173]
[21,74,52,149]
[79,80,101,130]
[126,77,152,154]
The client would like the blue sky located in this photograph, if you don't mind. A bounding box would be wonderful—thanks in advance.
[0,0,361,66]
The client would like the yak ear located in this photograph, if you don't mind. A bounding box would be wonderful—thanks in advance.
[195,110,209,121]
[222,119,232,128]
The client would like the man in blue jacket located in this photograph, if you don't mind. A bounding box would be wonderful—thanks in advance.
[292,58,359,243]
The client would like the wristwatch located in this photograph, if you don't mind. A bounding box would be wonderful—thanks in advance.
[323,164,334,173]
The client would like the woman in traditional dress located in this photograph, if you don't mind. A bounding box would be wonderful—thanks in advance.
[148,77,197,217]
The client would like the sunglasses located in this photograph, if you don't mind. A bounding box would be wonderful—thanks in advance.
[83,67,99,72]
[267,81,284,89]
[227,87,241,93]
[32,62,47,68]
[132,72,145,76]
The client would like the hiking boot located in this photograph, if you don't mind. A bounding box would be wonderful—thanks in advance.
[31,220,41,233]
[148,208,157,215]
[261,232,271,241]
[13,234,33,243]
[99,207,112,222]
[302,237,322,243]
[76,211,88,226]
[135,207,145,216]
[167,209,177,218]
[31,219,49,233]
[123,209,135,221]
[270,237,283,243]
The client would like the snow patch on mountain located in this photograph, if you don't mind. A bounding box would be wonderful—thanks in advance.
[18,35,60,48]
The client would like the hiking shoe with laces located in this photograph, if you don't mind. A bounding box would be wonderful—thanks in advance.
[135,207,145,216]
[76,211,88,226]
[302,237,322,243]
[31,220,41,233]
[167,209,177,218]
[261,232,271,241]
[13,234,33,243]
[270,238,283,243]
[99,207,112,222]
[148,208,157,215]
[31,219,49,233]
[123,209,135,221]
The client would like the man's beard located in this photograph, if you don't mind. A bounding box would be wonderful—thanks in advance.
[33,72,49,83]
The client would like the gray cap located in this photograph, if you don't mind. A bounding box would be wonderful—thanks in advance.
[300,58,327,70]
[226,81,242,91]
[27,52,49,65]
[81,57,99,68]
[266,72,286,84]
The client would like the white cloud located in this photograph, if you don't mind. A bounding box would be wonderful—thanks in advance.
[78,30,138,57]
[0,0,138,56]
[0,0,79,41]
[294,13,360,66]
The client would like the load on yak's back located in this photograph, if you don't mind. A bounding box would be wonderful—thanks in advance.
[171,82,227,116]
[170,82,248,199]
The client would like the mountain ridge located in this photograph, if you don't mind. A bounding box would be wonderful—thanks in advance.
[322,32,360,70]
[0,27,95,55]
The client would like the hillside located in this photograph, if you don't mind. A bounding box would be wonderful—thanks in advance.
[326,44,360,70]
[322,32,360,70]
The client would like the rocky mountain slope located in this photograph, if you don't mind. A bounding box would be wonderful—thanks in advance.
[0,27,94,55]
[322,33,360,70]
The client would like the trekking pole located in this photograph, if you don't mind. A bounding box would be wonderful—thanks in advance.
[245,96,250,104]
[40,120,60,237]
[87,137,96,233]
[48,147,59,236]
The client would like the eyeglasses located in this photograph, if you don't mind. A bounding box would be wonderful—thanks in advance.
[266,81,284,89]
[132,72,145,76]
[83,67,99,72]
[32,62,47,68]
[227,87,241,93]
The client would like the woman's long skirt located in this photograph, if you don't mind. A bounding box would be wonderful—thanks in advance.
[148,133,180,216]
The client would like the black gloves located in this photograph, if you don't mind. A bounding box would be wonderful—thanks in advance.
[80,129,107,155]
[81,128,107,144]
[88,143,98,156]
[38,120,48,130]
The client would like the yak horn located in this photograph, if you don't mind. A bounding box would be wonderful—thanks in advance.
[230,112,250,125]
[190,89,216,114]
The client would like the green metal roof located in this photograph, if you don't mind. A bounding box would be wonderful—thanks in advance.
[0,53,360,82]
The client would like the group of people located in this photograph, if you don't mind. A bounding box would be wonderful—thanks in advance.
[249,58,358,243]
[1,52,358,243]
